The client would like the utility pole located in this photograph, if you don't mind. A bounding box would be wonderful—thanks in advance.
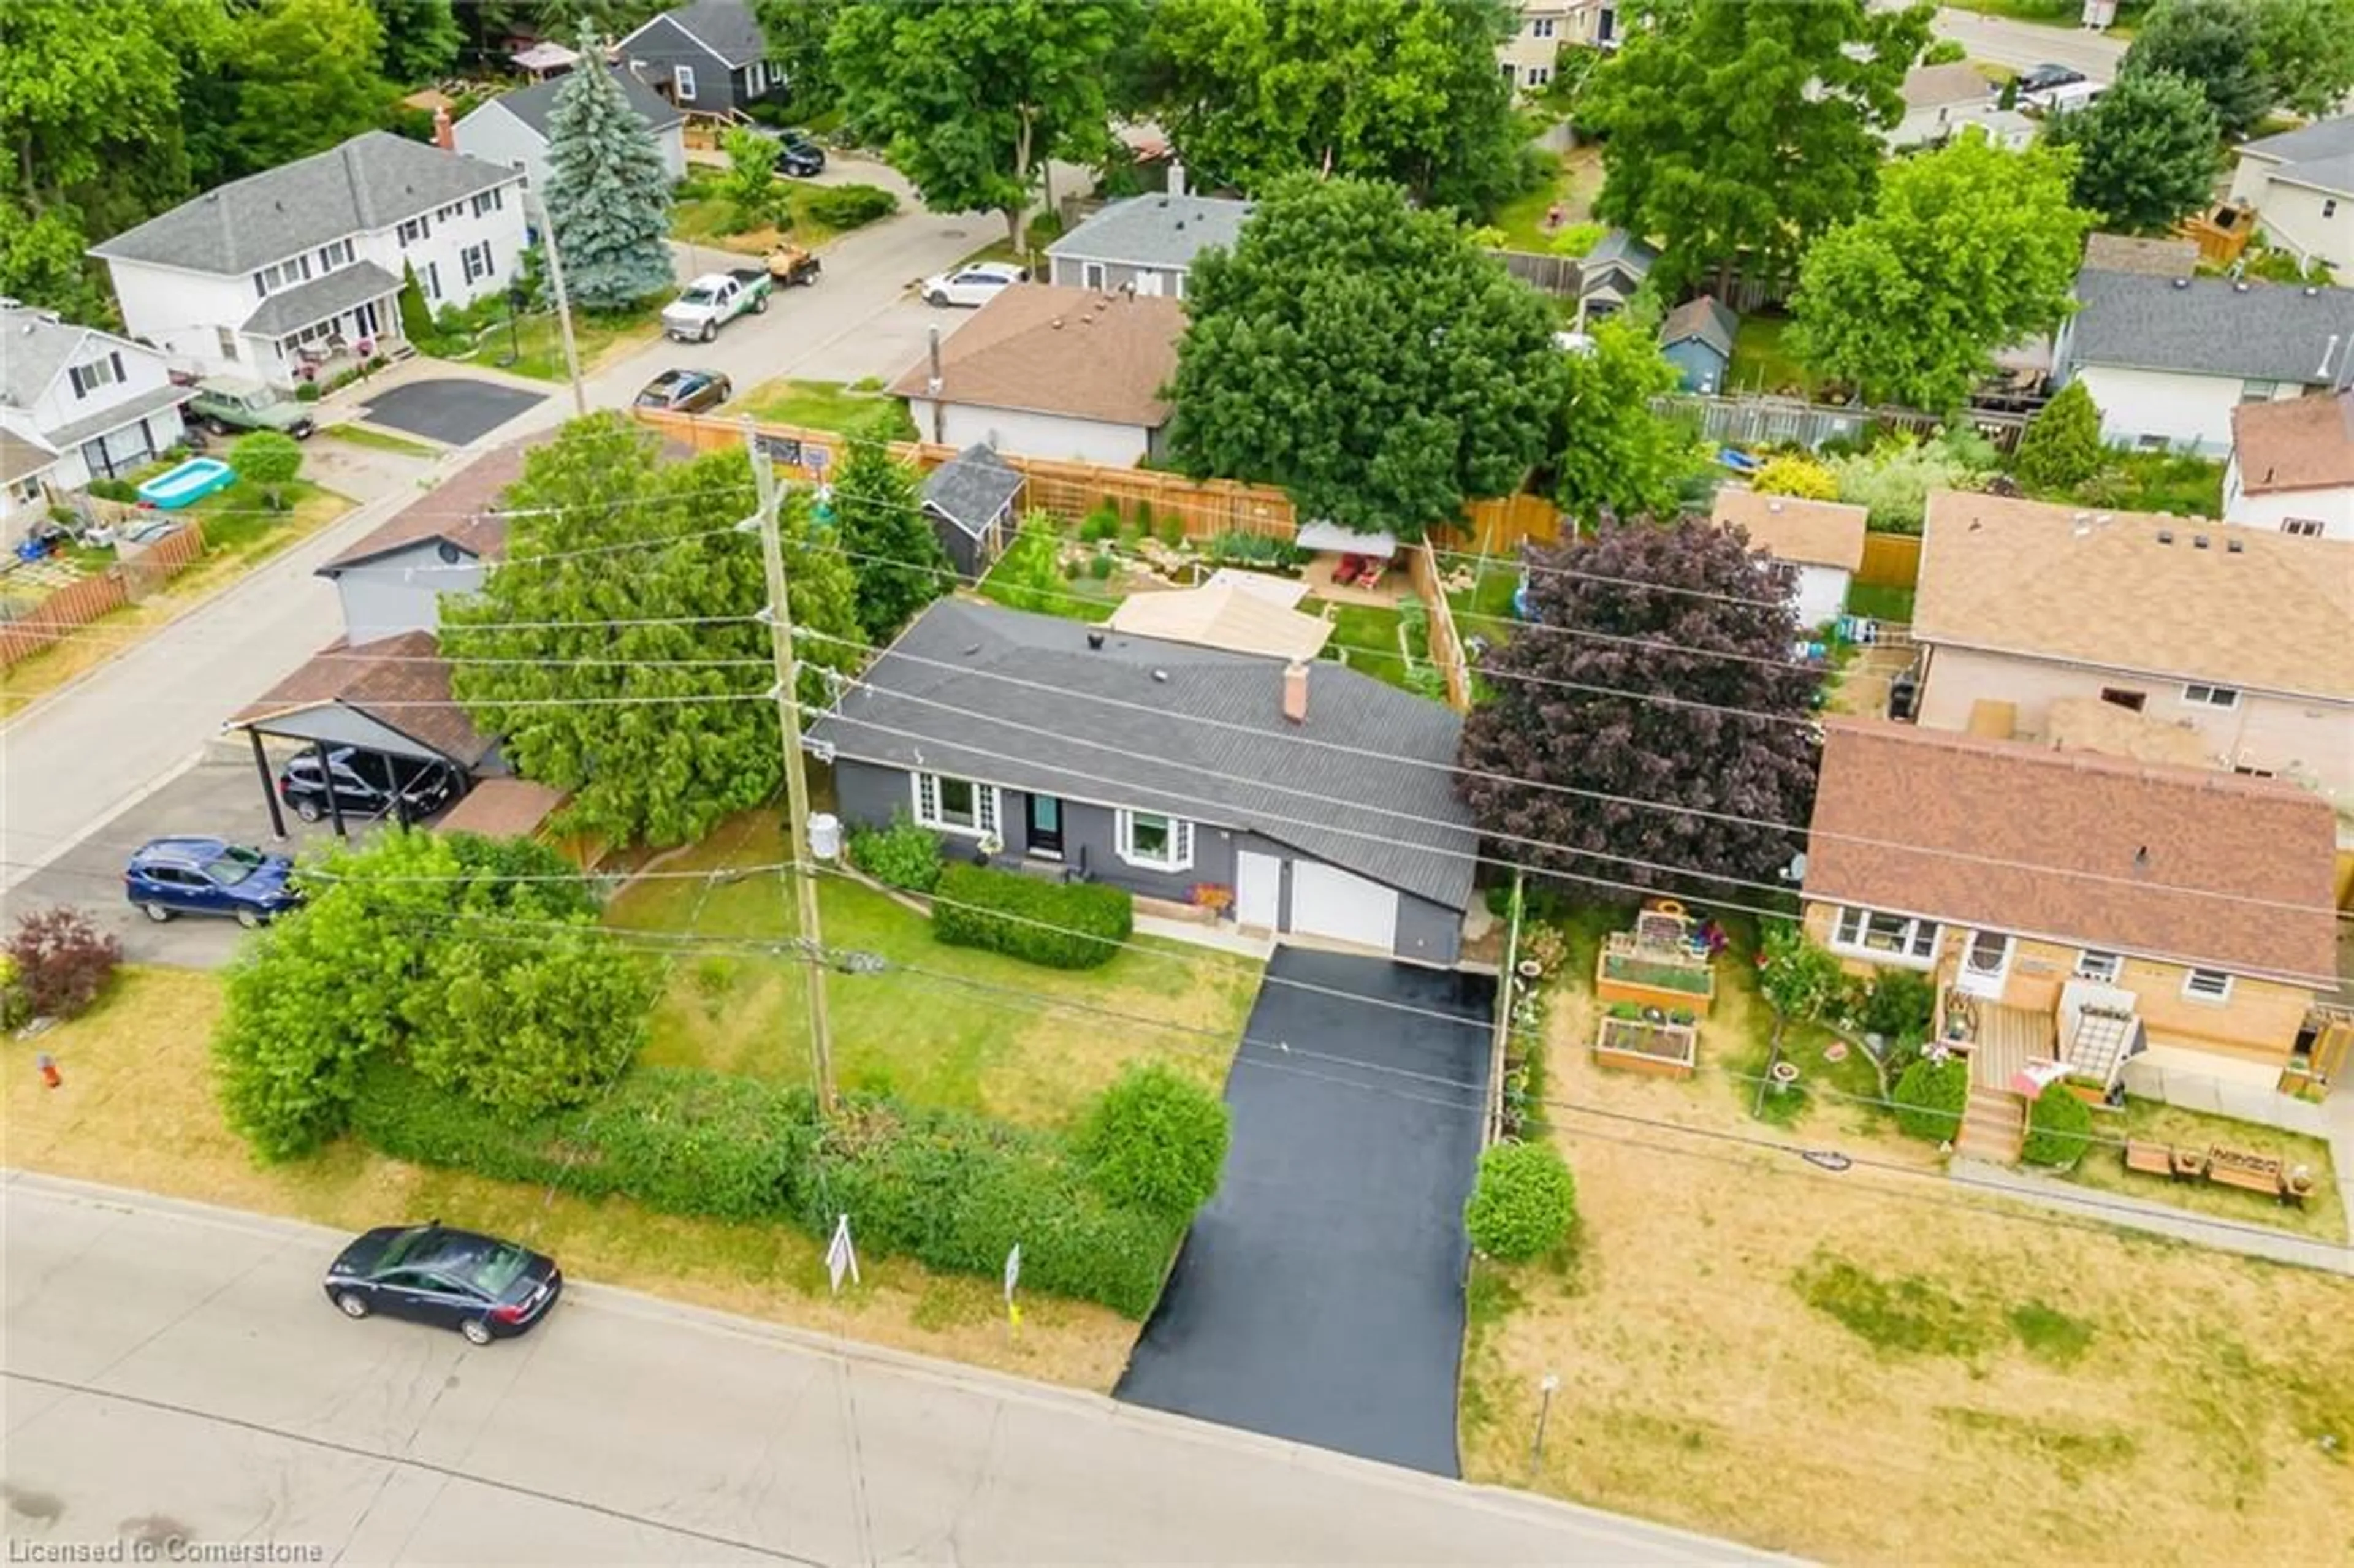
[745,419,836,1114]
[528,189,587,416]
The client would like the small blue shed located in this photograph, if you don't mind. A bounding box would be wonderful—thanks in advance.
[1658,295,1740,394]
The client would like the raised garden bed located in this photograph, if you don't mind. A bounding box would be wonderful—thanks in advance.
[1595,947,1716,1016]
[1593,1015,1699,1079]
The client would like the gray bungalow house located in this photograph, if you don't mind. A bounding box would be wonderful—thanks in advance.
[1045,194,1255,299]
[614,0,782,119]
[807,599,1479,965]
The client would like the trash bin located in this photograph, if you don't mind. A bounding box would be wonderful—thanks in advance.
[808,813,842,861]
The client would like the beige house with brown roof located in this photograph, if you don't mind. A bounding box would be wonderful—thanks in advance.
[888,284,1184,466]
[1909,491,2354,805]
[1804,719,2342,1128]
[1711,489,1868,626]
[2224,390,2354,540]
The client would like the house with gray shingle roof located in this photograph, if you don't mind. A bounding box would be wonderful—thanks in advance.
[615,0,783,120]
[456,66,688,195]
[2229,114,2354,282]
[1,302,192,506]
[1045,195,1255,299]
[90,131,528,390]
[808,598,1479,964]
[2051,265,2354,455]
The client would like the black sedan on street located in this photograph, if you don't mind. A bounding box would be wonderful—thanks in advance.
[772,131,826,177]
[324,1222,562,1345]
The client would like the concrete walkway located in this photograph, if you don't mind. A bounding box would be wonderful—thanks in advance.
[1950,1159,2353,1277]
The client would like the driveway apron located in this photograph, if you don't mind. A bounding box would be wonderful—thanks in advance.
[1114,946,1495,1477]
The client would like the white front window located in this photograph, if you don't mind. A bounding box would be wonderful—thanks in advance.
[317,238,354,271]
[397,216,429,247]
[2074,950,2122,983]
[472,187,504,218]
[1830,905,1940,968]
[1532,16,1556,36]
[1116,810,1194,872]
[460,240,494,285]
[2182,968,2233,1002]
[675,64,698,101]
[1525,65,1552,86]
[2182,683,2240,709]
[913,772,999,837]
[2282,518,2325,538]
[66,354,123,397]
[422,261,442,301]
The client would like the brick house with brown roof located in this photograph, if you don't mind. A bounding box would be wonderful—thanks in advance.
[1908,490,2354,804]
[888,284,1184,466]
[1803,718,2342,1109]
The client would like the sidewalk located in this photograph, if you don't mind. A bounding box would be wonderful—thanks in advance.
[1950,1157,2354,1277]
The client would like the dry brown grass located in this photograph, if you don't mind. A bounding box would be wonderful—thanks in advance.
[4,969,1143,1391]
[1468,975,2354,1566]
[2062,1097,2344,1243]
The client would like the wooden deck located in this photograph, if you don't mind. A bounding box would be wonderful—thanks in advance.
[1967,1001,2058,1090]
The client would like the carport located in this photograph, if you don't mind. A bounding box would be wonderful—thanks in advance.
[1114,948,1495,1476]
[230,630,493,840]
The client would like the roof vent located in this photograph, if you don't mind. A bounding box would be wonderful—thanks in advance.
[2171,276,2189,289]
[1086,629,1105,649]
[2307,286,2323,297]
[2233,281,2250,293]
[1151,669,1168,683]
[2226,538,2245,553]
[2193,534,2210,549]
[2133,846,2150,873]
[1767,499,1785,513]
[2156,529,2174,544]
[1051,318,1064,329]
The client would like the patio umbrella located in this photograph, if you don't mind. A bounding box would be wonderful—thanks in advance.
[2009,1059,2073,1097]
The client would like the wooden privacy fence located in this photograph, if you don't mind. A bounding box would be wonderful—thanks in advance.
[0,522,206,669]
[1487,248,1582,297]
[1856,532,1922,590]
[1406,540,1471,712]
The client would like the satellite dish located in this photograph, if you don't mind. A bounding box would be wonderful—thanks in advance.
[1781,852,1808,883]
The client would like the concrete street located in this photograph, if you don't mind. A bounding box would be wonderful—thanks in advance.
[0,1173,1779,1566]
[1918,4,2128,81]
[0,170,991,899]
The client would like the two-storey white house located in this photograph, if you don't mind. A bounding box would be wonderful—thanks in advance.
[90,132,529,390]
[0,302,192,492]
[2225,391,2354,539]
[2228,115,2354,281]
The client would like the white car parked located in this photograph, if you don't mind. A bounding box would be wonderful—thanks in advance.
[921,262,1028,308]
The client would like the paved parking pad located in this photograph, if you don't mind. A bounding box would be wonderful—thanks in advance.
[1114,947,1495,1477]
[359,378,546,446]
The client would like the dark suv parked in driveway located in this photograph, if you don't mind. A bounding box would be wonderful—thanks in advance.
[124,837,301,927]
[277,747,464,824]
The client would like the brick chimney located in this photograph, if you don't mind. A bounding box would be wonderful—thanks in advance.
[432,105,455,153]
[1282,660,1309,725]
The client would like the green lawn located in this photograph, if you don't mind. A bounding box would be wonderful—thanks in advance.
[320,424,437,459]
[736,377,916,440]
[2032,449,2225,518]
[1727,315,1822,399]
[1488,147,1602,255]
[976,549,1124,623]
[1843,582,1916,623]
[1305,598,1427,692]
[432,305,661,385]
[603,812,1264,1129]
[1447,554,1524,643]
[672,180,865,256]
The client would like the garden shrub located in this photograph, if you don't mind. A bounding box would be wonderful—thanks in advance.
[294,381,322,403]
[931,862,1132,969]
[1756,921,1850,1022]
[1205,530,1303,570]
[351,1064,1185,1315]
[1465,1139,1578,1263]
[1078,506,1120,542]
[1156,514,1185,549]
[0,954,29,1031]
[802,183,898,229]
[1857,969,1934,1044]
[1075,1063,1230,1221]
[1893,1056,1970,1143]
[847,814,943,893]
[1087,550,1116,580]
[2021,1082,2093,1168]
[4,907,121,1021]
[1751,454,1840,500]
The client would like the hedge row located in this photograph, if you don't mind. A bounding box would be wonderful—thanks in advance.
[349,1060,1184,1316]
[931,862,1132,969]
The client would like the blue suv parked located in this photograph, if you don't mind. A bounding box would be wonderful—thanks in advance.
[124,837,301,928]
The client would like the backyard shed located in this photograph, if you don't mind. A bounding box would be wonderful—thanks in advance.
[1659,295,1740,394]
[921,443,1024,580]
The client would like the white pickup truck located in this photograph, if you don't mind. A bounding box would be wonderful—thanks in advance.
[661,269,772,343]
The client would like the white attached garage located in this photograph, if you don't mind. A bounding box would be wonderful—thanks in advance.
[1288,861,1401,953]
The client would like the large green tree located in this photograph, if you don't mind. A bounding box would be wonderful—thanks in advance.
[2014,379,2105,492]
[213,831,653,1160]
[833,417,949,641]
[542,27,677,312]
[1456,518,1819,901]
[443,415,863,848]
[1550,314,1706,526]
[2044,69,2220,234]
[750,0,842,117]
[1165,175,1563,538]
[829,0,1133,248]
[2250,0,2354,119]
[1789,131,2089,412]
[2119,0,2268,138]
[224,0,394,177]
[1139,0,1527,219]
[1585,0,1932,294]
[370,0,464,85]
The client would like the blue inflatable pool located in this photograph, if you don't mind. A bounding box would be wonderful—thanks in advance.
[137,457,235,511]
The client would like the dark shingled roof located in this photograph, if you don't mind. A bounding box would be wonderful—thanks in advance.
[630,0,770,68]
[2066,267,2354,383]
[319,441,532,575]
[233,630,495,768]
[240,261,403,337]
[921,444,1024,538]
[806,599,1478,910]
[493,65,685,138]
[93,133,514,276]
[1660,295,1739,359]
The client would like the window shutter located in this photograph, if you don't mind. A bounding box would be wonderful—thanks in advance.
[1175,820,1194,869]
[69,366,86,398]
[980,786,999,837]
[110,351,124,382]
[916,773,937,825]
[1115,810,1132,860]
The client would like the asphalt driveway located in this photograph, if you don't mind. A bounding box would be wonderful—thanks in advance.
[359,378,546,446]
[1114,947,1495,1477]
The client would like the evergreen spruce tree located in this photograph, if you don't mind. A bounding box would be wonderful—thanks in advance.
[397,261,433,342]
[541,27,676,313]
[2014,381,2105,492]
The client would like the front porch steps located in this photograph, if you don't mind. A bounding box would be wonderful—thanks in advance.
[1955,1084,2026,1163]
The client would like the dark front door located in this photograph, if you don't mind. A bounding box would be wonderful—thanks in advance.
[1027,794,1064,859]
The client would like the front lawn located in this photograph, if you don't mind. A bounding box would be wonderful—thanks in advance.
[4,967,1148,1390]
[1843,582,1916,623]
[1463,905,2354,1564]
[427,305,661,384]
[735,377,916,440]
[604,811,1263,1128]
[2059,1097,2343,1244]
[671,179,866,256]
[1727,314,1821,399]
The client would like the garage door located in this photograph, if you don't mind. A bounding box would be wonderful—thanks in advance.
[1288,862,1399,954]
